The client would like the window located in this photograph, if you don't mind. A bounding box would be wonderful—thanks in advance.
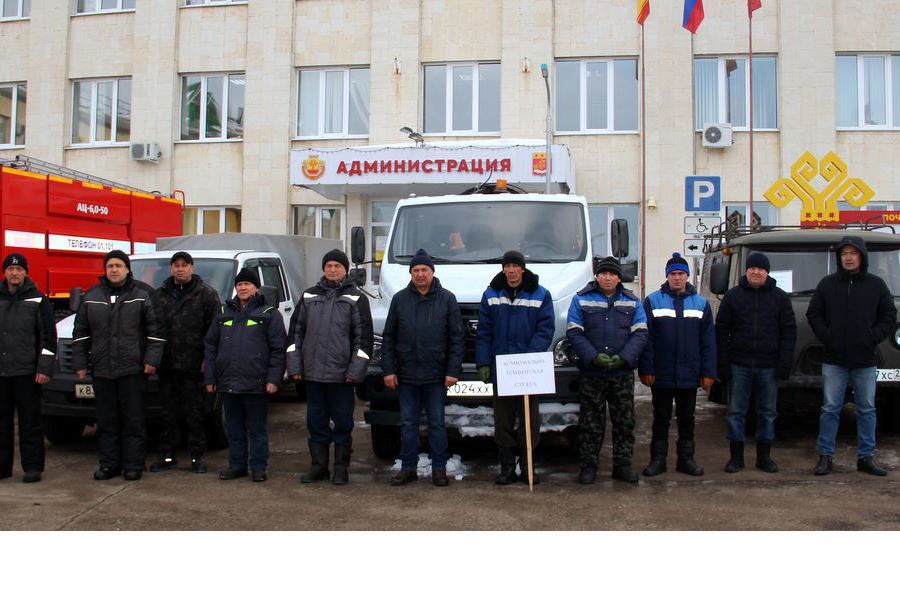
[1,0,30,19]
[369,200,397,285]
[589,204,639,273]
[423,62,500,134]
[0,83,26,147]
[181,73,244,141]
[694,56,777,129]
[72,78,131,145]
[292,206,344,240]
[555,59,639,133]
[297,67,370,138]
[836,54,900,128]
[724,202,777,229]
[75,0,134,13]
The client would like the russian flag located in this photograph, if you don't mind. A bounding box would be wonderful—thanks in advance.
[682,0,704,33]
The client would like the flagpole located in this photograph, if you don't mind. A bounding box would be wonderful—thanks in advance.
[749,6,755,230]
[639,21,647,297]
[691,33,696,176]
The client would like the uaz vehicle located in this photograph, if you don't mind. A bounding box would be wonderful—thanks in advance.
[699,223,900,431]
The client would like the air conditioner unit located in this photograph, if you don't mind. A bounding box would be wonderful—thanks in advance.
[130,142,161,162]
[701,123,733,148]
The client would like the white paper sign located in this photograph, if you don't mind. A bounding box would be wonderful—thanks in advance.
[495,352,556,397]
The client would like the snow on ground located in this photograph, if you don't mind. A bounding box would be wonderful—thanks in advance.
[390,453,468,480]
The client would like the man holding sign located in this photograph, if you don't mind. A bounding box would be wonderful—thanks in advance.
[476,251,554,485]
[567,256,648,484]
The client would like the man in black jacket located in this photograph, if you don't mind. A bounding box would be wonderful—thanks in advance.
[287,249,373,485]
[0,253,56,483]
[382,249,464,487]
[204,268,286,483]
[74,250,164,481]
[807,236,897,476]
[715,252,796,474]
[150,252,220,474]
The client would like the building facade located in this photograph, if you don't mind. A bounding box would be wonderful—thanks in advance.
[1,0,899,286]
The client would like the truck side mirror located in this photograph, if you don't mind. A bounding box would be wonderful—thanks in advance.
[351,226,366,264]
[611,218,629,258]
[619,262,637,283]
[260,285,278,310]
[349,267,367,287]
[710,261,730,295]
[69,288,83,314]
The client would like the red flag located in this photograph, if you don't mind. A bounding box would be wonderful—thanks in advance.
[637,0,650,25]
[748,0,762,16]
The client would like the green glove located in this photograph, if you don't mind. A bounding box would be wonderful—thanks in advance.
[608,355,627,370]
[592,353,612,367]
[478,366,491,383]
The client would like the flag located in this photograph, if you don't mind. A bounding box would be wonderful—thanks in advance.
[682,0,704,34]
[637,0,650,25]
[748,0,762,16]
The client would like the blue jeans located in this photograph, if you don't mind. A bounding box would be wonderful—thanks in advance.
[818,363,877,457]
[223,393,269,470]
[726,365,777,442]
[398,382,448,471]
[305,382,355,446]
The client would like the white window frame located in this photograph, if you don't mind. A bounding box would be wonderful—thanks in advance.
[74,0,135,14]
[694,55,778,131]
[292,206,345,241]
[0,82,26,147]
[423,62,501,135]
[296,67,370,139]
[70,78,131,146]
[180,73,245,142]
[589,204,640,275]
[836,54,899,130]
[1,0,29,19]
[196,207,242,234]
[555,59,639,134]
[184,0,247,7]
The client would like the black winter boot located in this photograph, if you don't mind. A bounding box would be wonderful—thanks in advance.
[755,441,779,473]
[331,444,351,485]
[612,461,639,483]
[725,441,745,473]
[518,450,540,485]
[495,448,517,485]
[675,440,704,476]
[642,440,668,477]
[300,442,330,483]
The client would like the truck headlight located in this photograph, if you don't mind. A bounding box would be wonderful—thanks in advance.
[893,326,900,349]
[553,338,577,367]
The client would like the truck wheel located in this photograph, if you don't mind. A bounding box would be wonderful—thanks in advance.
[371,424,401,460]
[204,392,229,450]
[876,397,900,434]
[43,416,86,445]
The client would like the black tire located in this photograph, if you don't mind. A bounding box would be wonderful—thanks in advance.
[204,392,228,450]
[876,396,900,434]
[371,424,401,460]
[43,416,86,445]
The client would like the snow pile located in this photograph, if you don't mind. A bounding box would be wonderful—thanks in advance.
[390,453,468,480]
[444,402,580,437]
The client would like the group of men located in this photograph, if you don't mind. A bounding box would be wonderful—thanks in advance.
[0,234,893,485]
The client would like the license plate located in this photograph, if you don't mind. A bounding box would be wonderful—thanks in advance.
[876,369,900,382]
[75,384,95,399]
[446,381,494,397]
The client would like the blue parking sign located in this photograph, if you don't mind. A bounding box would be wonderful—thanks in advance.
[685,176,721,212]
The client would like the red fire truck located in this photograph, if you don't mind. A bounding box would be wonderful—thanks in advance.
[0,155,183,315]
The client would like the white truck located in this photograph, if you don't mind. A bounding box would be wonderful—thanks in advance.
[353,189,631,458]
[42,233,335,446]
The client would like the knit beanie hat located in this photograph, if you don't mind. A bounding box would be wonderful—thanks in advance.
[2,253,28,272]
[594,256,623,277]
[665,252,690,276]
[234,267,261,288]
[746,252,770,273]
[501,250,526,269]
[103,249,131,271]
[408,248,435,272]
[322,248,350,271]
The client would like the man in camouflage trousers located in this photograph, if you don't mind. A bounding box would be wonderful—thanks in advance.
[566,256,648,484]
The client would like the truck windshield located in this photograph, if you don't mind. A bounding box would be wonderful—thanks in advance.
[388,201,587,264]
[130,257,238,301]
[762,247,900,296]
